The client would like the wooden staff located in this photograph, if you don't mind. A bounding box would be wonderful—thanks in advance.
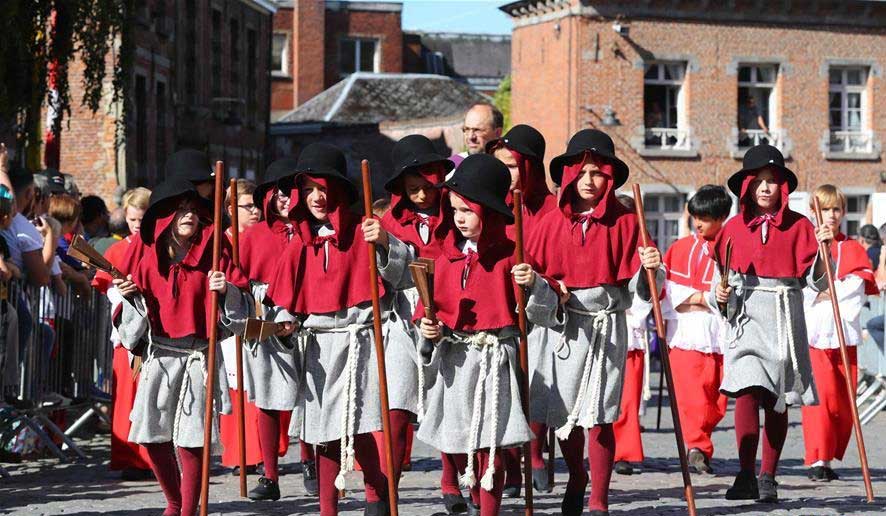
[631,184,697,516]
[361,160,399,516]
[714,237,733,317]
[511,190,534,516]
[228,179,248,497]
[199,162,225,516]
[812,197,875,503]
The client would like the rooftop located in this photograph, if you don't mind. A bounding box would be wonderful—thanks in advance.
[406,31,511,83]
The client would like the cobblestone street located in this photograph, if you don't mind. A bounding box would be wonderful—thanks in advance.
[3,374,886,515]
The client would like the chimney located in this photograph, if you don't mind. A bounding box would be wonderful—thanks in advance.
[293,0,326,106]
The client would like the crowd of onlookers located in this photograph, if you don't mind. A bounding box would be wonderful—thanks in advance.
[860,223,886,349]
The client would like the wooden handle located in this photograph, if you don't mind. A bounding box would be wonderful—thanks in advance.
[631,184,697,516]
[812,197,875,502]
[228,178,248,497]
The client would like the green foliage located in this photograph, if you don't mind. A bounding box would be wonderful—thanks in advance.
[492,74,511,131]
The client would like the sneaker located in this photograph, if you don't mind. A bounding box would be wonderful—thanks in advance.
[466,503,480,516]
[688,448,713,475]
[823,467,840,481]
[502,484,520,498]
[532,467,552,493]
[756,473,778,503]
[442,493,468,514]
[807,466,828,482]
[302,460,318,495]
[613,460,634,475]
[231,465,258,476]
[725,470,758,500]
[248,476,281,501]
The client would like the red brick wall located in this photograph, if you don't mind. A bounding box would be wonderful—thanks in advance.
[324,7,403,88]
[292,1,326,106]
[271,6,295,113]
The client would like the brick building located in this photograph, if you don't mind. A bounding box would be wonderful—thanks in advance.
[502,0,886,246]
[58,0,276,202]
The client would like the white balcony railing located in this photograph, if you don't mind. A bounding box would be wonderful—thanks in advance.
[644,127,692,150]
[829,130,874,154]
[737,128,785,151]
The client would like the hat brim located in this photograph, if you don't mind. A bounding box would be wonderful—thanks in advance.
[484,138,540,161]
[384,156,454,193]
[443,179,514,223]
[295,169,359,204]
[727,164,798,197]
[549,150,630,189]
[253,174,297,212]
[140,191,212,244]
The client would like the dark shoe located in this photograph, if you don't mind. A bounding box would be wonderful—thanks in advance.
[364,501,389,516]
[302,460,318,496]
[442,492,468,514]
[248,476,281,501]
[688,448,713,475]
[120,468,153,481]
[561,475,589,516]
[614,460,634,475]
[502,484,520,498]
[231,465,258,476]
[532,467,552,493]
[807,466,828,482]
[756,473,778,503]
[725,470,758,500]
[823,467,840,481]
[466,502,480,516]
[588,512,610,516]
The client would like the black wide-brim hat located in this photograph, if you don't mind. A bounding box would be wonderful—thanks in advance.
[294,143,358,203]
[442,154,514,222]
[164,149,214,185]
[254,157,300,208]
[140,177,212,244]
[485,124,546,161]
[385,134,454,192]
[549,129,629,188]
[727,144,798,196]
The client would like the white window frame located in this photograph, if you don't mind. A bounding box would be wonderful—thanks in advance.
[737,64,783,149]
[340,37,380,77]
[828,66,872,153]
[843,194,869,237]
[643,192,686,250]
[643,62,690,150]
[271,31,290,77]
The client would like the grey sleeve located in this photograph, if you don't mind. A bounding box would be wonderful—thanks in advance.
[706,268,739,320]
[376,234,416,289]
[805,253,831,293]
[220,284,252,335]
[629,266,665,302]
[117,295,149,351]
[524,278,563,328]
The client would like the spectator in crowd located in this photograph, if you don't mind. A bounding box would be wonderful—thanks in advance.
[49,194,91,296]
[91,208,127,256]
[859,224,881,270]
[80,195,110,242]
[452,103,504,166]
[225,179,260,234]
[62,173,81,199]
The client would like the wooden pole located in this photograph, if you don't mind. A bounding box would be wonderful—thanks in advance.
[199,162,225,516]
[511,190,534,516]
[229,179,248,497]
[361,160,399,515]
[812,197,875,503]
[655,344,665,431]
[631,184,697,516]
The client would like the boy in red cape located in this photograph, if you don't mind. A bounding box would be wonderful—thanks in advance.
[661,185,731,474]
[713,144,833,503]
[802,184,877,482]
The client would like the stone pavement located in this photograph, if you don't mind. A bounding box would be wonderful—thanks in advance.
[3,374,886,516]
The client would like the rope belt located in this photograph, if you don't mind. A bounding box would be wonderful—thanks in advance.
[438,330,503,492]
[732,284,800,413]
[146,339,210,447]
[555,305,614,440]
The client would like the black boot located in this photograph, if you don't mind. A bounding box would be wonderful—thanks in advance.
[302,460,318,495]
[756,473,778,503]
[502,484,520,498]
[466,502,480,516]
[613,460,634,475]
[823,467,840,481]
[532,467,552,493]
[725,470,758,500]
[442,492,468,514]
[807,466,827,482]
[364,500,389,516]
[248,476,281,501]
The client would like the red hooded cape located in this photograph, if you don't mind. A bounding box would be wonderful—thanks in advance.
[266,175,384,315]
[92,235,136,294]
[238,189,294,284]
[714,170,817,278]
[503,149,557,240]
[380,164,447,259]
[525,153,641,288]
[664,233,716,292]
[832,233,878,295]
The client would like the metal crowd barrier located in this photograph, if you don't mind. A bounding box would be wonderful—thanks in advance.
[858,292,886,424]
[0,277,114,478]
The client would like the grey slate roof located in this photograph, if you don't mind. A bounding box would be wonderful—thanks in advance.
[276,73,488,124]
[409,32,511,82]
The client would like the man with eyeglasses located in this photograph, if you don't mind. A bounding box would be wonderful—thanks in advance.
[452,103,504,167]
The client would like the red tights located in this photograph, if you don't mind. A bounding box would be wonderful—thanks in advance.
[734,389,788,477]
[503,422,548,487]
[257,409,281,481]
[144,442,201,516]
[448,451,504,515]
[557,424,615,512]
[316,434,389,515]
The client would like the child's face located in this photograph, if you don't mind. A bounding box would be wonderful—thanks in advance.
[575,163,608,205]
[750,168,780,211]
[403,172,438,211]
[818,204,844,232]
[125,206,145,235]
[694,216,725,240]
[274,189,291,219]
[449,192,481,241]
[300,179,329,222]
[172,199,200,240]
[493,147,520,191]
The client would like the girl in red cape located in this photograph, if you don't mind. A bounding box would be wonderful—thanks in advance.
[523,129,663,516]
[712,144,833,503]
[265,143,393,516]
[112,177,251,516]
[415,153,545,516]
[802,184,877,482]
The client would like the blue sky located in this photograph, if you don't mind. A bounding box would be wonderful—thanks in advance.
[356,1,514,35]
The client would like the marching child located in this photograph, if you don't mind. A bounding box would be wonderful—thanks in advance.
[662,185,732,474]
[113,178,251,516]
[801,184,877,481]
[713,144,832,503]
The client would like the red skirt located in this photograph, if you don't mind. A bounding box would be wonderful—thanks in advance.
[802,347,858,465]
[613,349,645,462]
[219,389,291,467]
[110,346,152,470]
[669,348,727,459]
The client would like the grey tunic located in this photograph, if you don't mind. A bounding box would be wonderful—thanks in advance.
[708,257,827,412]
[117,284,250,448]
[241,281,301,411]
[525,270,661,435]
